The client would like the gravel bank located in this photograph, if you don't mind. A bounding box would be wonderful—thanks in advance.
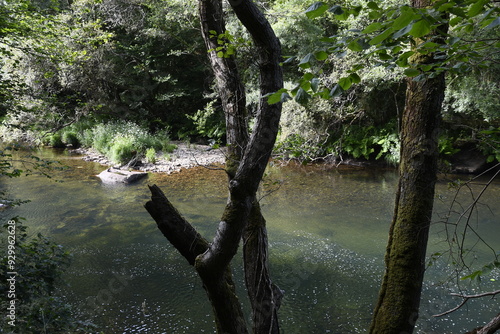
[72,141,226,174]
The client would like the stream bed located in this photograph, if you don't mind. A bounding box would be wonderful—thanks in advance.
[1,148,499,333]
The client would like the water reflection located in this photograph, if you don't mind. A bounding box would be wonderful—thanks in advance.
[1,149,499,333]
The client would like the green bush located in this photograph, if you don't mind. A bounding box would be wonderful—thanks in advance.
[109,135,136,164]
[336,124,400,164]
[187,100,226,141]
[145,147,156,164]
[61,131,80,147]
[48,133,65,148]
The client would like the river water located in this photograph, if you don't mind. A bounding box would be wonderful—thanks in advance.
[1,148,499,333]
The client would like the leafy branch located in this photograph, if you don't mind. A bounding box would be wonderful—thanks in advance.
[267,0,500,104]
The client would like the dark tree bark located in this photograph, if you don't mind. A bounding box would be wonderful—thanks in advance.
[146,1,283,333]
[199,0,248,177]
[369,1,447,333]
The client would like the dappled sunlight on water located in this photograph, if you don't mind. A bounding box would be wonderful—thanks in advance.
[1,149,499,333]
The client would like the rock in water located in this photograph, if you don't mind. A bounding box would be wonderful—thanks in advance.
[97,167,148,184]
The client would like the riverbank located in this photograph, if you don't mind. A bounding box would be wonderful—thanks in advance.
[71,141,226,174]
[71,140,497,175]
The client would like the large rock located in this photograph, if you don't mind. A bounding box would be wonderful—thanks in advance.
[97,167,148,184]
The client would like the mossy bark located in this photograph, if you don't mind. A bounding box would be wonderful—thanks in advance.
[370,1,447,332]
[370,73,445,334]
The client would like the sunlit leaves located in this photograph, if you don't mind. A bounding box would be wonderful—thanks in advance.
[392,6,418,31]
[279,0,499,105]
[362,22,383,34]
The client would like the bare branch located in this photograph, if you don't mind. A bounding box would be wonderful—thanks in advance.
[434,289,500,317]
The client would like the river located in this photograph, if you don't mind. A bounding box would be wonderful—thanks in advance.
[1,148,499,333]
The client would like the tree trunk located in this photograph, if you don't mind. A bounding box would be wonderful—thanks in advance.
[199,0,248,177]
[244,201,283,334]
[369,1,447,333]
[145,1,282,333]
[225,1,284,333]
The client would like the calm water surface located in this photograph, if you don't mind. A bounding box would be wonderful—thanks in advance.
[1,148,499,333]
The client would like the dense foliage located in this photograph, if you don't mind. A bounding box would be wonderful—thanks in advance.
[0,0,499,164]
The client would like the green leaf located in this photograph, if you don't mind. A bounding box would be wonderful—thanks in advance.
[421,64,433,72]
[349,72,361,84]
[347,39,363,52]
[461,270,482,281]
[404,68,420,77]
[295,87,310,104]
[267,89,286,104]
[449,16,463,27]
[338,76,353,90]
[305,2,329,19]
[392,7,418,30]
[369,28,393,45]
[314,50,329,61]
[303,72,314,81]
[366,1,379,10]
[468,0,488,17]
[378,52,392,61]
[393,23,413,39]
[299,53,314,69]
[329,5,344,16]
[311,78,320,92]
[448,6,466,18]
[409,19,432,38]
[485,17,500,30]
[362,22,383,34]
[369,10,383,20]
[330,84,343,98]
[438,2,455,12]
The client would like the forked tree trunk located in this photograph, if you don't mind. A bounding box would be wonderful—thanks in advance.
[146,1,282,333]
[369,1,447,333]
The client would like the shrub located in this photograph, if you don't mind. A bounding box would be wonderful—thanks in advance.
[61,131,79,147]
[187,100,226,141]
[109,135,136,164]
[48,133,65,148]
[145,147,156,164]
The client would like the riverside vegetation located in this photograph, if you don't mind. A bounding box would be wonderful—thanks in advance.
[0,0,498,167]
[1,0,499,333]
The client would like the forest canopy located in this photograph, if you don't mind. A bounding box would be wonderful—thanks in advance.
[0,0,499,165]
